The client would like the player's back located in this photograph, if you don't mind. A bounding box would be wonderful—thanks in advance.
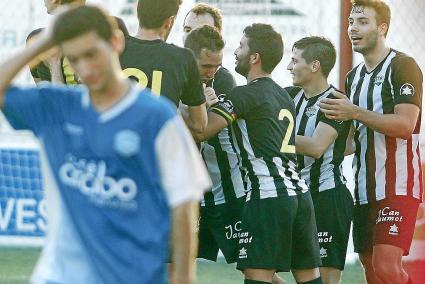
[228,77,308,200]
[120,36,204,107]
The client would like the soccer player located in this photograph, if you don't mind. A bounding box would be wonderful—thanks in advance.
[120,0,207,134]
[182,3,235,96]
[0,6,211,283]
[184,25,246,266]
[319,1,423,283]
[28,0,129,85]
[286,36,354,284]
[193,23,322,284]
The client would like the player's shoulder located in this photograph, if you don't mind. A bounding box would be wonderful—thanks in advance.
[390,50,421,69]
[283,86,303,99]
[216,66,235,81]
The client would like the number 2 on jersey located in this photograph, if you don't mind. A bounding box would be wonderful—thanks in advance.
[278,109,296,154]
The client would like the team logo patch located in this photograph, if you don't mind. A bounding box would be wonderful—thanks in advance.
[320,247,328,258]
[239,247,248,259]
[374,75,384,86]
[114,130,141,157]
[389,224,399,236]
[305,105,319,117]
[400,83,415,96]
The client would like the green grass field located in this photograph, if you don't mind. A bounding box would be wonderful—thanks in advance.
[0,248,366,283]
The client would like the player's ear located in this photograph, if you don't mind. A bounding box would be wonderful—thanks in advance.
[311,60,321,73]
[250,53,260,65]
[378,22,388,37]
[163,16,175,30]
[111,29,125,54]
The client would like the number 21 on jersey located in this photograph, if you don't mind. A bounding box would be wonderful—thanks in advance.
[122,68,163,96]
[278,109,296,154]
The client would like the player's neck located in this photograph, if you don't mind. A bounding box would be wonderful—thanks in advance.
[362,40,390,72]
[246,69,271,84]
[135,27,165,41]
[90,76,131,112]
[302,77,330,99]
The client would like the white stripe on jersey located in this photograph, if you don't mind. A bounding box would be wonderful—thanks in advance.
[395,138,408,196]
[272,157,298,196]
[412,134,421,199]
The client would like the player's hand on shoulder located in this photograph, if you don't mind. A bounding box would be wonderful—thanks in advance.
[319,89,356,121]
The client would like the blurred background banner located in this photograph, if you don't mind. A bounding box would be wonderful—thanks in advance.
[0,0,424,276]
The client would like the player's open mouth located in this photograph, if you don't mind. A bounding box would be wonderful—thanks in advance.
[350,35,362,44]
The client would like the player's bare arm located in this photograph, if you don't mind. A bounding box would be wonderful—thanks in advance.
[344,123,355,156]
[0,31,54,107]
[319,90,419,140]
[191,111,228,142]
[170,201,199,284]
[184,103,208,135]
[295,122,338,159]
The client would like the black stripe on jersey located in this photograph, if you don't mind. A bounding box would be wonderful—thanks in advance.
[207,130,240,203]
[351,66,366,204]
[232,122,261,200]
[382,66,396,198]
[365,66,383,203]
[203,188,216,206]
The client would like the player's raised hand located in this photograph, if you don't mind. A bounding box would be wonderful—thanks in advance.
[319,89,358,121]
[203,84,219,108]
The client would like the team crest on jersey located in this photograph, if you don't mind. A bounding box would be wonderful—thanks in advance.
[305,105,319,117]
[319,247,327,258]
[114,130,141,157]
[374,75,384,86]
[400,83,415,96]
[389,224,399,236]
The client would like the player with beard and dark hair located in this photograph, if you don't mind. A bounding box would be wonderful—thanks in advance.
[27,0,128,85]
[192,23,322,284]
[320,1,423,283]
[120,0,207,135]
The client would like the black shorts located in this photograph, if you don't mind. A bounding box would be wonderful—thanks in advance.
[353,197,420,256]
[236,192,321,272]
[198,197,245,263]
[311,185,354,270]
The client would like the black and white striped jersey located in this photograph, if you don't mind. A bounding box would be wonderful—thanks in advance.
[346,49,423,205]
[201,67,246,206]
[221,77,308,201]
[287,86,350,193]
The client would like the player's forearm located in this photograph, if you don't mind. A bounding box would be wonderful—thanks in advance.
[170,201,199,284]
[186,104,208,134]
[295,135,327,159]
[0,36,53,105]
[354,106,416,139]
[47,59,65,84]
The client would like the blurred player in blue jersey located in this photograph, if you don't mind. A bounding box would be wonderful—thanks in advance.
[0,5,211,284]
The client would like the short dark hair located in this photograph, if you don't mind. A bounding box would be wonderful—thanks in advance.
[351,0,391,35]
[243,23,283,73]
[185,3,223,32]
[52,5,118,45]
[184,25,224,57]
[137,0,182,29]
[292,36,336,78]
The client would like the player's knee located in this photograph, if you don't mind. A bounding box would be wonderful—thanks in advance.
[373,261,403,283]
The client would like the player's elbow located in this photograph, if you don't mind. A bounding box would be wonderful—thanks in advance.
[394,122,416,140]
